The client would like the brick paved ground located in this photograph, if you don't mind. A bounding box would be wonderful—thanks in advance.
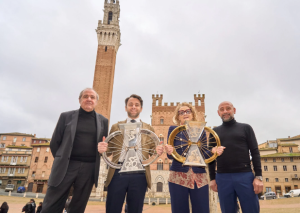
[1,195,300,213]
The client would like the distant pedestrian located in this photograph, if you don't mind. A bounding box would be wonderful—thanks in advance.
[64,196,72,213]
[36,202,43,213]
[30,199,36,213]
[0,202,9,213]
[22,201,33,213]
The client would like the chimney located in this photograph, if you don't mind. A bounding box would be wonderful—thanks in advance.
[34,134,36,138]
[288,136,290,138]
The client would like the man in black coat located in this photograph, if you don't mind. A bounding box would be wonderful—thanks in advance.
[42,88,108,213]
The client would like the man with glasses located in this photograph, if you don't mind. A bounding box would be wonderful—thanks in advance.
[98,94,164,213]
[42,88,108,213]
[208,101,263,213]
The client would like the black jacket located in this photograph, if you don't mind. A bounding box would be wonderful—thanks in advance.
[36,206,42,213]
[48,109,108,187]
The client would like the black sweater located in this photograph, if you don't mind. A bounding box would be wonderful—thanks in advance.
[208,119,262,180]
[70,107,97,162]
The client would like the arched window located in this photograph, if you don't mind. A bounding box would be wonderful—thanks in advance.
[157,182,163,192]
[160,118,164,124]
[105,46,107,52]
[159,134,164,143]
[159,137,164,143]
[108,11,113,24]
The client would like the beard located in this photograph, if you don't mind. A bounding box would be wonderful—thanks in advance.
[127,111,140,119]
[221,114,234,122]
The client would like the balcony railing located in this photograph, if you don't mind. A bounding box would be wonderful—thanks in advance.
[291,174,299,180]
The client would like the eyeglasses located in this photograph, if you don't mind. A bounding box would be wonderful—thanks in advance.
[178,109,192,116]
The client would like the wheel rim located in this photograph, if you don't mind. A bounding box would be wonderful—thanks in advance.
[168,126,221,164]
[102,129,160,169]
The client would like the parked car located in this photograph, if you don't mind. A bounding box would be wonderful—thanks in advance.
[284,189,300,198]
[260,192,276,200]
[4,184,14,192]
[17,186,26,193]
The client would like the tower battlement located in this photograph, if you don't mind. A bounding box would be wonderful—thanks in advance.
[96,0,121,51]
[152,94,205,108]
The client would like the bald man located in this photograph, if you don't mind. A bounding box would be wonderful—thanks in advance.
[208,101,263,213]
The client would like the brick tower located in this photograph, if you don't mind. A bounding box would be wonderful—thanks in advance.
[91,0,121,199]
[93,0,121,120]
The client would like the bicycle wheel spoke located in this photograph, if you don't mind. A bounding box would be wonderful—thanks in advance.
[141,140,155,147]
[174,144,188,149]
[182,146,189,156]
[137,150,148,160]
[182,130,189,140]
[174,136,189,143]
[200,147,211,157]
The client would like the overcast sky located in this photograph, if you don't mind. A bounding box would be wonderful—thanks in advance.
[0,0,299,144]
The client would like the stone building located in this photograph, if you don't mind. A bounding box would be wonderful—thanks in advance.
[93,0,121,120]
[0,145,32,189]
[0,133,34,189]
[260,135,300,195]
[26,138,53,194]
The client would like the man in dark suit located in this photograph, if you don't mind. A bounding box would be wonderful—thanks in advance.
[42,88,108,213]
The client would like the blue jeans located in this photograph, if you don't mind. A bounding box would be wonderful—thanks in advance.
[216,172,259,213]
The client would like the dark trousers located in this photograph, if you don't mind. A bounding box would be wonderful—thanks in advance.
[216,172,260,213]
[42,161,95,213]
[106,169,147,213]
[169,182,209,213]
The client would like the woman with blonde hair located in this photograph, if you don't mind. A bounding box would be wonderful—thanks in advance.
[165,102,224,213]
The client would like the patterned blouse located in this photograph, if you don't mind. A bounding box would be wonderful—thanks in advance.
[168,168,208,189]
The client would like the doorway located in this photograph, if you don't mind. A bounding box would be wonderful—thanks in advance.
[37,184,44,193]
[275,186,282,195]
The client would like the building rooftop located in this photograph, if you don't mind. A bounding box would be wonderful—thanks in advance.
[280,144,298,147]
[291,135,300,139]
[0,132,35,137]
[32,138,51,141]
[6,145,33,149]
[31,143,50,147]
[261,153,300,158]
[259,148,277,151]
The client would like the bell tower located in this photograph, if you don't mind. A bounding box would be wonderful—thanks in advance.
[93,0,121,120]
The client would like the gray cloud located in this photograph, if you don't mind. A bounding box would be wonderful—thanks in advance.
[0,0,299,144]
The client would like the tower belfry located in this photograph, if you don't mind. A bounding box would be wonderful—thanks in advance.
[93,0,121,120]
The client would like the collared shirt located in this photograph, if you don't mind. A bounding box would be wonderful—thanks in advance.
[126,118,141,123]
